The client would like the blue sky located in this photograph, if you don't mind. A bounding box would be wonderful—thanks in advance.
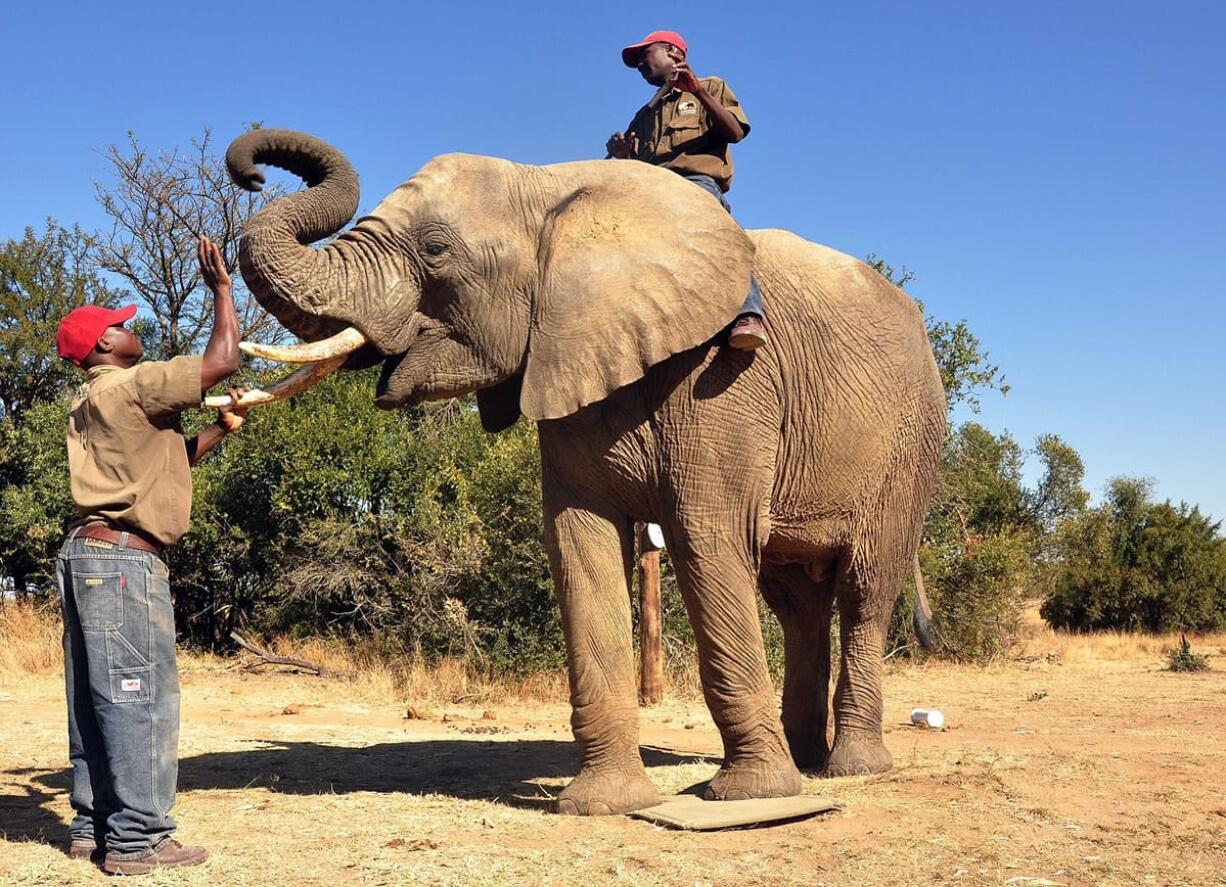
[3,1,1223,518]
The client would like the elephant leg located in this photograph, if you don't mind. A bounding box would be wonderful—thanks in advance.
[543,493,659,816]
[760,561,836,771]
[669,525,801,801]
[823,543,908,778]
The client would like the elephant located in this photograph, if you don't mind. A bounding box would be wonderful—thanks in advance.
[223,129,947,815]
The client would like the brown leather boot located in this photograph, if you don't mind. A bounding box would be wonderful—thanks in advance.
[728,314,767,351]
[103,839,208,875]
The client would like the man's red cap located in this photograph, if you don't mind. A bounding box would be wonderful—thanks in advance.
[56,304,138,366]
[622,30,687,67]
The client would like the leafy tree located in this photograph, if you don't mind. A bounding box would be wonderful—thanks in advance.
[1043,477,1226,632]
[914,423,1089,660]
[1026,434,1090,534]
[0,399,74,597]
[0,221,126,421]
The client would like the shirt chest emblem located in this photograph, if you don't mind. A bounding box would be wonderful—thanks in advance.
[676,100,699,117]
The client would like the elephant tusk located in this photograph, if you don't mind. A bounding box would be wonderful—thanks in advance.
[201,354,347,409]
[238,326,368,363]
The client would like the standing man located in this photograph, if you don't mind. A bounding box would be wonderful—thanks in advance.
[607,29,767,350]
[54,236,245,875]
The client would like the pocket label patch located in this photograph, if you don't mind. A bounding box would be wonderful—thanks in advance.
[121,678,142,692]
[84,578,104,586]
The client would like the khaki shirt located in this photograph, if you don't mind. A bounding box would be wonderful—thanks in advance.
[625,76,751,192]
[66,356,204,547]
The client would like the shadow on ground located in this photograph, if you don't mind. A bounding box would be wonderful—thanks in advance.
[0,782,71,846]
[1,738,719,843]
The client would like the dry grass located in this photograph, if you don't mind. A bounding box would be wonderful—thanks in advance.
[2,597,1225,885]
[257,633,572,705]
[0,602,573,705]
[4,598,1220,698]
[0,601,62,678]
[1011,600,1225,668]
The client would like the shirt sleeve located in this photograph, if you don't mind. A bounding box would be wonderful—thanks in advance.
[707,78,751,136]
[134,355,204,418]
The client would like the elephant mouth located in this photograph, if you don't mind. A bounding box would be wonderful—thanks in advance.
[374,352,407,408]
[232,309,437,411]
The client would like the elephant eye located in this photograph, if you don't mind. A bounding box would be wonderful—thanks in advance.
[424,240,449,257]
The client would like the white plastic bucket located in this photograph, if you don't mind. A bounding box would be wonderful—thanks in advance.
[910,708,946,730]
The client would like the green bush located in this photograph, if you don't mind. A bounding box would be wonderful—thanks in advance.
[0,399,74,594]
[1042,478,1226,633]
[172,368,563,671]
[1166,635,1210,673]
[919,530,1033,660]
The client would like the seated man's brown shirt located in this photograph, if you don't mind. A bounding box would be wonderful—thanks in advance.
[66,355,204,547]
[625,76,751,192]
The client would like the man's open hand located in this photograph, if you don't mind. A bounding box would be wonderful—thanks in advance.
[606,131,639,159]
[198,235,232,296]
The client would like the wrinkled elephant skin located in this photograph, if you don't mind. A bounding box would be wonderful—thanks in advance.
[227,129,947,814]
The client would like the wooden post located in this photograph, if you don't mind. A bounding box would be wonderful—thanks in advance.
[638,524,663,705]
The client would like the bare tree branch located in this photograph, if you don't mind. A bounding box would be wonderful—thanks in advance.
[93,128,291,359]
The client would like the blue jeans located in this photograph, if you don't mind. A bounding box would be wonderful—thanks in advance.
[681,173,764,318]
[58,531,180,857]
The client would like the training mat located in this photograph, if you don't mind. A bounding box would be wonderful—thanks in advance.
[629,794,840,830]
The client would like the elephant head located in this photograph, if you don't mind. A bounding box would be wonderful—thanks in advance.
[222,129,756,425]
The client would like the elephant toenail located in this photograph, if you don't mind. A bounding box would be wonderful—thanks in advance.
[556,798,580,816]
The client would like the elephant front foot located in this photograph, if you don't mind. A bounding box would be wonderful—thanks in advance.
[704,754,802,801]
[820,729,892,778]
[556,766,660,816]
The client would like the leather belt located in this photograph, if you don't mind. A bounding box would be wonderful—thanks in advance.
[75,523,164,555]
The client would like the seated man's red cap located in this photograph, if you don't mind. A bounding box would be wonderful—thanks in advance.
[56,304,138,366]
[622,30,687,67]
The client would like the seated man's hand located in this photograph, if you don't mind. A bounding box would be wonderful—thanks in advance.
[606,131,639,159]
[668,59,703,94]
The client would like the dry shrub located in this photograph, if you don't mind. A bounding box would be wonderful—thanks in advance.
[0,600,63,676]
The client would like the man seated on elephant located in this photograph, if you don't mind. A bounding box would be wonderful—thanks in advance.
[607,29,766,351]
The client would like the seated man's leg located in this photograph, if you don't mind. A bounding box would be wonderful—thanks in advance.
[729,276,767,350]
[680,174,767,351]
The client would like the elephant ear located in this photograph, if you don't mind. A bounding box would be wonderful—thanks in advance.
[519,164,756,421]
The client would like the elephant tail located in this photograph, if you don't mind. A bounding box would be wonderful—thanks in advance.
[911,556,941,654]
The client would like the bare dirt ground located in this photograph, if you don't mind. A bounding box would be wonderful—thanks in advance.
[1,612,1224,886]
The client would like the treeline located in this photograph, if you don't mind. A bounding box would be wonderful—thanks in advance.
[2,131,1224,672]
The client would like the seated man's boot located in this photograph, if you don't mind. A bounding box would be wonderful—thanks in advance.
[103,839,208,875]
[728,313,767,351]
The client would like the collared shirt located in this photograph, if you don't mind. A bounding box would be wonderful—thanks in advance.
[66,356,204,547]
[625,75,751,192]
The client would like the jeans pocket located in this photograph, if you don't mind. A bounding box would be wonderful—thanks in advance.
[107,629,152,703]
[72,572,124,631]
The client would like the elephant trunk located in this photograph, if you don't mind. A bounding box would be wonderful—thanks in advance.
[226,128,369,342]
